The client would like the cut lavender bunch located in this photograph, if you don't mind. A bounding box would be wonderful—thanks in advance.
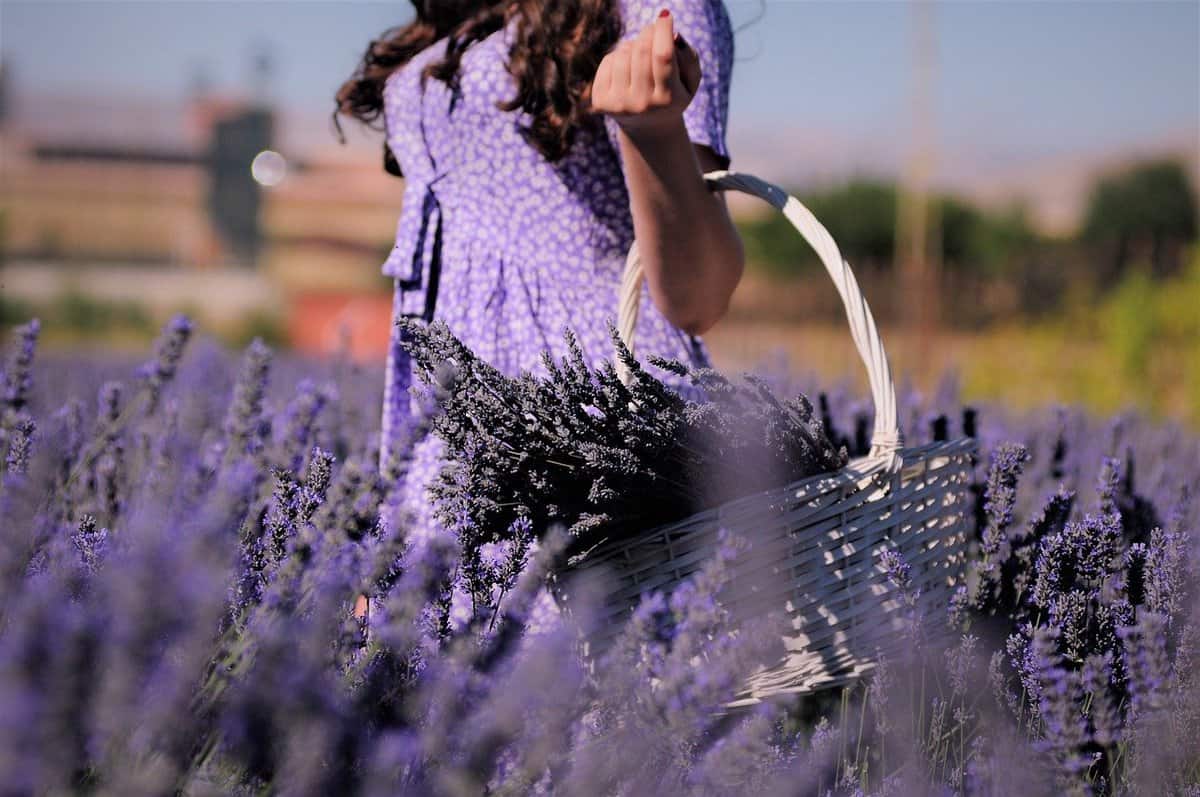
[395,317,847,615]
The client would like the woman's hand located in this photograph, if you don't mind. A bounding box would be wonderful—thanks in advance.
[588,9,702,140]
[585,8,744,337]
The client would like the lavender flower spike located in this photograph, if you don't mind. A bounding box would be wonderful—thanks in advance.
[2,317,40,414]
[137,314,193,414]
[4,413,35,474]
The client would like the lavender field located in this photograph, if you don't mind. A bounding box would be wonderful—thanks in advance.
[1,316,1197,796]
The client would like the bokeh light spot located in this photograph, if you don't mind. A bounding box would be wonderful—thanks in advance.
[250,150,287,187]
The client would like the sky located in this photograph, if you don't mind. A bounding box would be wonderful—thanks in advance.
[2,0,1198,197]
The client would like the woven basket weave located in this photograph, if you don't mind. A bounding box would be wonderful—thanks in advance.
[565,171,976,705]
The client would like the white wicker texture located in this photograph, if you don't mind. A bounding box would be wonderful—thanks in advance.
[570,171,977,703]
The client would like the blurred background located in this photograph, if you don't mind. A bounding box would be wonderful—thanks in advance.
[1,0,1197,427]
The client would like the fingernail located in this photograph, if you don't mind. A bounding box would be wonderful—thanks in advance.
[659,8,669,18]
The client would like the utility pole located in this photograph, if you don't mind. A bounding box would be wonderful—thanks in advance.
[250,39,273,108]
[895,0,941,381]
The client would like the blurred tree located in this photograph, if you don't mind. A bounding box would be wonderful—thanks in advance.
[231,309,288,349]
[0,295,34,328]
[938,196,979,268]
[738,179,1038,279]
[55,292,154,336]
[1081,158,1198,282]
[737,179,898,280]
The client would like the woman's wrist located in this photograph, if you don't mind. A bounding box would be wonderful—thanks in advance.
[616,115,705,192]
[618,114,690,158]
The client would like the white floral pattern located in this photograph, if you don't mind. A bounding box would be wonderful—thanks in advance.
[379,0,736,555]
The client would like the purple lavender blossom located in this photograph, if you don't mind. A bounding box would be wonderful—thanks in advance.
[2,318,40,413]
[273,378,335,474]
[1081,653,1121,747]
[218,338,273,467]
[879,546,924,645]
[0,318,1195,797]
[135,314,193,415]
[1118,611,1171,717]
[972,443,1030,606]
[1028,626,1092,780]
[3,413,35,475]
[879,548,912,595]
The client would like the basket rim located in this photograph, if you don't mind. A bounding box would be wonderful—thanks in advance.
[565,435,976,571]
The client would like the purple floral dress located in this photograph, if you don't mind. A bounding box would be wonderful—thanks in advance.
[379,0,735,554]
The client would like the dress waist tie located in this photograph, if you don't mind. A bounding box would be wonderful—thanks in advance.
[384,174,445,464]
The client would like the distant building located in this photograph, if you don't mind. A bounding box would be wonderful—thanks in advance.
[0,84,400,359]
[206,105,272,266]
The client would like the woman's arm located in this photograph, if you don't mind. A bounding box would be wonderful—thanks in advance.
[616,119,743,337]
[590,9,744,337]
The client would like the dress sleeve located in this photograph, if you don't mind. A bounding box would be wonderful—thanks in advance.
[603,0,735,170]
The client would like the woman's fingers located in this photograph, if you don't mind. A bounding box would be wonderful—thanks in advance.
[633,26,656,94]
[589,10,699,123]
[590,56,609,108]
[651,12,677,96]
[612,40,632,95]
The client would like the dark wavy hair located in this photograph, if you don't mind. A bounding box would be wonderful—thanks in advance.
[334,0,622,178]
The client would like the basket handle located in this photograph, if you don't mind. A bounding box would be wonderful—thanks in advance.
[615,170,903,467]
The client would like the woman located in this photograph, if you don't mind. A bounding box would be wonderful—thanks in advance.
[334,0,744,589]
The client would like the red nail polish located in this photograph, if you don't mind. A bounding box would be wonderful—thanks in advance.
[659,8,669,18]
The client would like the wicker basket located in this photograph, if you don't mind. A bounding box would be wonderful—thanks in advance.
[564,171,976,705]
